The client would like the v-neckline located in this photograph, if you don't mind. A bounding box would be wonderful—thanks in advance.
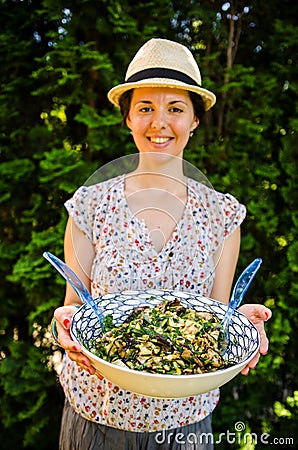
[121,175,190,256]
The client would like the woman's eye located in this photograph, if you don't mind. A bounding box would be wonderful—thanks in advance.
[139,106,152,112]
[170,107,184,113]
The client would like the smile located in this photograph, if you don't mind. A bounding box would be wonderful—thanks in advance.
[148,137,172,144]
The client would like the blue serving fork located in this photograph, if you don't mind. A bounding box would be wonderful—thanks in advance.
[43,251,105,331]
[218,257,263,355]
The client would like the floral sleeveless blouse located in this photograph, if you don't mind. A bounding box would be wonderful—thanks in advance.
[60,175,246,432]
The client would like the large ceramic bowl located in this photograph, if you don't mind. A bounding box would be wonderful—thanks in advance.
[70,289,259,398]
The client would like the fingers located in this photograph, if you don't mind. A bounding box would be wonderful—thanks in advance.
[241,352,260,375]
[238,303,272,376]
[257,305,272,322]
[54,306,81,352]
[241,367,250,376]
[95,371,104,380]
[258,329,269,355]
[67,350,97,375]
[247,307,270,355]
[238,304,272,323]
[238,304,271,351]
[53,305,96,375]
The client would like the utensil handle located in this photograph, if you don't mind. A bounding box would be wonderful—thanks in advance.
[43,251,105,328]
[230,257,262,310]
[43,251,92,303]
[222,257,263,324]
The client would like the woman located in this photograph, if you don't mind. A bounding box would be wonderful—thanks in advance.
[53,38,271,449]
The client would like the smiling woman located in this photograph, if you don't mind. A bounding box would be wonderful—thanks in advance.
[119,89,206,126]
[125,87,199,159]
[50,38,271,450]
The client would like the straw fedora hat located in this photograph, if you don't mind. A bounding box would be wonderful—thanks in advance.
[108,38,216,111]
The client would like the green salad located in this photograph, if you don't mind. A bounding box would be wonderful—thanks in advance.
[87,299,228,375]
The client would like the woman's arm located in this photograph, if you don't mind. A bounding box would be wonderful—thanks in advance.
[210,226,272,375]
[63,217,95,306]
[210,227,241,304]
[53,217,98,375]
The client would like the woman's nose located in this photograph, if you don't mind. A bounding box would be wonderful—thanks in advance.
[150,109,167,129]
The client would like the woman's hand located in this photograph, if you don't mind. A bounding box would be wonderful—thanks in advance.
[53,306,101,377]
[237,304,272,375]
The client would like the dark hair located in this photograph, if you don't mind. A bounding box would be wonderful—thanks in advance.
[119,90,134,125]
[189,91,206,122]
[118,89,206,125]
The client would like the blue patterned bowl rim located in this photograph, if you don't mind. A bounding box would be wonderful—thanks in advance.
[70,288,260,374]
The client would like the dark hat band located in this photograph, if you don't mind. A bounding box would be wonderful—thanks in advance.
[126,68,201,87]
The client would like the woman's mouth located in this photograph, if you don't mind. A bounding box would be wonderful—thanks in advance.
[148,137,172,144]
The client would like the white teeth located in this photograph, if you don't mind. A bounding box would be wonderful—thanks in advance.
[150,137,170,144]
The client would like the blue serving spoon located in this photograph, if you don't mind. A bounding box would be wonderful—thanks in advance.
[218,257,263,355]
[43,251,105,331]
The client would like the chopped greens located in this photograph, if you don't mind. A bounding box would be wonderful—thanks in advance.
[87,299,229,375]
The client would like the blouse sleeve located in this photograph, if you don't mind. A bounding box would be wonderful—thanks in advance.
[64,185,96,242]
[219,192,246,239]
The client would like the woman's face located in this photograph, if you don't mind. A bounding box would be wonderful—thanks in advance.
[126,87,199,158]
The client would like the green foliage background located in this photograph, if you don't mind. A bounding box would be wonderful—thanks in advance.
[0,1,297,448]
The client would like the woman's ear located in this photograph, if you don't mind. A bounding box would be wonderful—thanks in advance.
[126,115,132,130]
[191,116,200,133]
